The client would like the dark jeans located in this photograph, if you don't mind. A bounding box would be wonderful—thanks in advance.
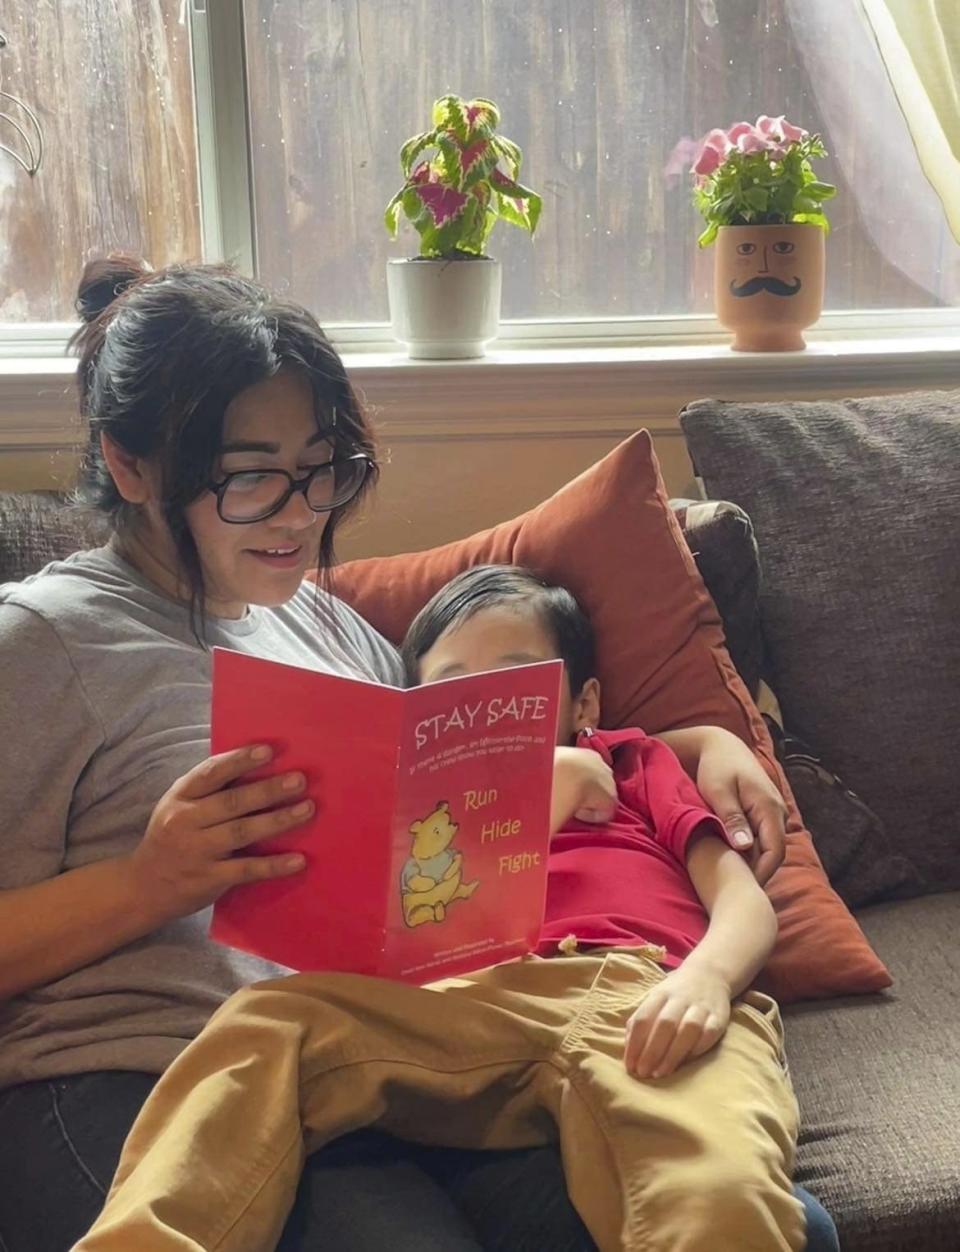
[0,1072,839,1251]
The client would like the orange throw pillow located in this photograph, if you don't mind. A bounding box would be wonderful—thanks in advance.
[330,431,891,1003]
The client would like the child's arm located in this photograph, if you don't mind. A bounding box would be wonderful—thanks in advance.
[681,834,778,995]
[625,835,777,1080]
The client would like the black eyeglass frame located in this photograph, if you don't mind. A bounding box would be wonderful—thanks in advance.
[207,453,373,524]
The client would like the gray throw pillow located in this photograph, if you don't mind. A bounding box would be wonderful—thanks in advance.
[671,494,910,905]
[763,716,923,909]
[670,498,765,698]
[681,389,960,896]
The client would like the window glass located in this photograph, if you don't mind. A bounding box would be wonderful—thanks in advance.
[244,0,960,323]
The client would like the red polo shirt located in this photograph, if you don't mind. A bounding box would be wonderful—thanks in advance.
[538,727,731,967]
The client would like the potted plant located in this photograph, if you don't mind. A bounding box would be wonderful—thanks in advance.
[384,94,542,359]
[690,116,837,351]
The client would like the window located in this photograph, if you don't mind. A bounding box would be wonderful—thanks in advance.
[0,2,199,322]
[243,0,960,324]
[1,1,958,332]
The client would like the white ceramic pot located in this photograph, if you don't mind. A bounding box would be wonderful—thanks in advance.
[386,257,502,359]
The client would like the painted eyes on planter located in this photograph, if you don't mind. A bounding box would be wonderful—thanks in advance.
[736,241,796,256]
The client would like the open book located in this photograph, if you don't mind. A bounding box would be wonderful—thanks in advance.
[210,648,562,983]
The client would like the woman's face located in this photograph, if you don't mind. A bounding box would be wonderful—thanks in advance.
[184,368,334,615]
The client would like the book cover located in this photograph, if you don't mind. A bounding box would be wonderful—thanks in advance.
[210,648,562,983]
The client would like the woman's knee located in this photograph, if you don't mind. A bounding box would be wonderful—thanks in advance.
[794,1184,841,1252]
[0,1074,156,1252]
[641,1157,806,1251]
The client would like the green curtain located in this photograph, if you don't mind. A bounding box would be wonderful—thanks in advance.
[861,0,960,242]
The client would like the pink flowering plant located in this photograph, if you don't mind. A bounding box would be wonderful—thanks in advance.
[385,94,542,258]
[690,115,836,247]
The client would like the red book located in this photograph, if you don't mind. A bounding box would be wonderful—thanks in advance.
[210,648,562,983]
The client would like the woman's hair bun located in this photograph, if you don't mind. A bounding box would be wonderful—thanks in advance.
[75,253,153,324]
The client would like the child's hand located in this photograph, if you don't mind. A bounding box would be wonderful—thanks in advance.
[624,965,731,1080]
[551,746,617,832]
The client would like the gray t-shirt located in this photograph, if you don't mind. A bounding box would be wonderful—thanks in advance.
[0,546,402,1089]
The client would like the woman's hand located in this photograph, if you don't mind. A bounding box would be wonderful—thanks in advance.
[694,729,788,885]
[550,746,617,832]
[129,745,312,921]
[624,964,732,1080]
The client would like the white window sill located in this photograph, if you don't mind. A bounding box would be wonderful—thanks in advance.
[1,331,958,452]
[342,331,960,371]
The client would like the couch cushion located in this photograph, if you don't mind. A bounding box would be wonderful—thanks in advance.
[681,390,960,896]
[0,492,92,583]
[787,891,960,1251]
[331,431,891,1003]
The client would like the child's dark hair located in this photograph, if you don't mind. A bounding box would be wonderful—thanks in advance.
[402,565,597,692]
[71,254,377,624]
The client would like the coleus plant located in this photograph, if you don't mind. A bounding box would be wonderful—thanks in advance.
[690,115,837,247]
[385,94,542,258]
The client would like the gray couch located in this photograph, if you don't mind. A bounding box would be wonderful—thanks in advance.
[681,390,960,1252]
[2,455,957,1250]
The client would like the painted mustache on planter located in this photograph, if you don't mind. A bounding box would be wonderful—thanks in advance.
[730,275,803,298]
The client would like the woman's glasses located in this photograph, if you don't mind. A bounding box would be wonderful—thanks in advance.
[208,454,372,524]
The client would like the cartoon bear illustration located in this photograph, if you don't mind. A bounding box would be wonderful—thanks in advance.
[401,800,479,928]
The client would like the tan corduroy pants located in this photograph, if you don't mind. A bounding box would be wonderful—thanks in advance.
[74,947,803,1252]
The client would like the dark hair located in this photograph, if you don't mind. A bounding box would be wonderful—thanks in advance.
[71,254,377,624]
[401,564,597,693]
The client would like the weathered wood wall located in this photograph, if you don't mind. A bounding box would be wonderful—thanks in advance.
[0,0,200,321]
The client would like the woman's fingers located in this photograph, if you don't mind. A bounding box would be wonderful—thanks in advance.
[135,748,313,917]
[220,848,307,886]
[174,748,316,858]
[191,769,306,830]
[209,797,316,857]
[175,745,274,801]
[750,803,787,885]
[705,775,787,883]
[710,794,755,852]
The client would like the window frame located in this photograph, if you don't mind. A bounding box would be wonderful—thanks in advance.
[190,0,256,275]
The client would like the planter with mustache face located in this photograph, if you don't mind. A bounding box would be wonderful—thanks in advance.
[714,224,825,351]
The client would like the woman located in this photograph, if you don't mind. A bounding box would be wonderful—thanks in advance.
[0,258,837,1251]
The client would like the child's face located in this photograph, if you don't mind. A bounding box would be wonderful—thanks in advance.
[417,604,600,744]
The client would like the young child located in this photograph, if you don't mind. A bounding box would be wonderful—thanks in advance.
[76,566,806,1252]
